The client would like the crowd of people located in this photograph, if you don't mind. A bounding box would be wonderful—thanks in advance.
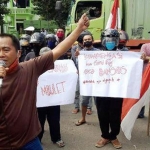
[0,13,149,150]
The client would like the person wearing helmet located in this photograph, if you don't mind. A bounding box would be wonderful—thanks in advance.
[24,26,35,36]
[71,31,93,115]
[95,28,123,149]
[95,29,146,148]
[117,30,129,51]
[45,34,57,49]
[24,32,46,61]
[19,34,31,62]
[75,34,99,126]
[101,28,120,50]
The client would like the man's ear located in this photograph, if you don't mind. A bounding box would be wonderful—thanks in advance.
[17,50,21,58]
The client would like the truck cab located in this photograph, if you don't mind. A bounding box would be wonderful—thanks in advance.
[65,0,118,42]
[65,0,150,50]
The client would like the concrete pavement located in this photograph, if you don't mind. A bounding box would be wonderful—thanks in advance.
[42,104,150,150]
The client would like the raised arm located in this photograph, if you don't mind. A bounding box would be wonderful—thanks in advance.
[52,13,89,61]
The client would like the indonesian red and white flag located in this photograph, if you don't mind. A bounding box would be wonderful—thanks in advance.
[121,64,150,140]
[105,0,121,29]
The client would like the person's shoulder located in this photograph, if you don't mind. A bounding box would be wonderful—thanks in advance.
[143,43,150,46]
[119,47,129,51]
[27,52,35,56]
[24,52,35,61]
[143,43,150,48]
[72,44,78,49]
[71,45,78,53]
[140,43,150,52]
[141,43,150,49]
[93,47,100,51]
[81,48,86,51]
[124,47,129,51]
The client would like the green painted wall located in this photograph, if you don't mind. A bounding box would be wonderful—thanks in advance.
[4,0,58,37]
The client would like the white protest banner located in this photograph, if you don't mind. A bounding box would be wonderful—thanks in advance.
[36,60,78,107]
[78,51,143,98]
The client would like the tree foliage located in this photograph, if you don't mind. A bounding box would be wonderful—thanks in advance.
[31,0,71,29]
[0,0,10,24]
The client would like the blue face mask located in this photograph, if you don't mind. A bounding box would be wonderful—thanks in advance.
[105,41,115,50]
[48,41,55,49]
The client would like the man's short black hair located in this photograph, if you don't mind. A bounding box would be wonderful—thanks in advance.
[0,33,20,51]
[77,30,93,43]
[83,34,94,41]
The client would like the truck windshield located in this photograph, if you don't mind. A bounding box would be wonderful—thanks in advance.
[75,1,102,22]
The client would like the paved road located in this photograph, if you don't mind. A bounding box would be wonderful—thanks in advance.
[42,104,150,150]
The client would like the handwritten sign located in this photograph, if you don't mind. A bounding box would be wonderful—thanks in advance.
[36,60,78,107]
[78,51,143,98]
